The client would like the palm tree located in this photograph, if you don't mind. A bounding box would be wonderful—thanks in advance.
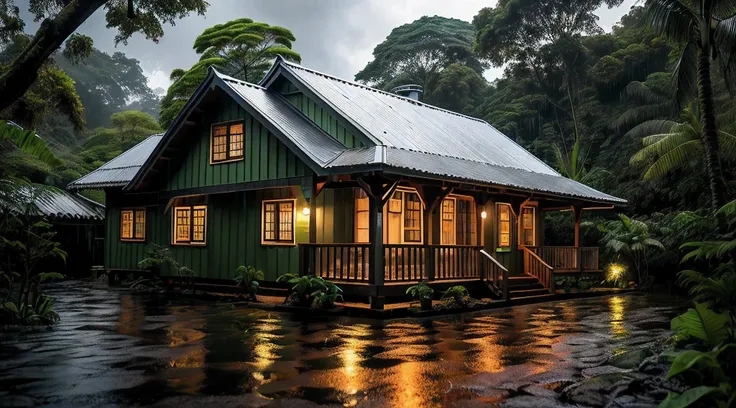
[629,105,736,180]
[645,0,736,210]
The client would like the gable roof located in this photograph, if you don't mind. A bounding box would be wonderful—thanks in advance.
[262,58,559,176]
[67,134,164,190]
[72,59,625,205]
[126,68,346,191]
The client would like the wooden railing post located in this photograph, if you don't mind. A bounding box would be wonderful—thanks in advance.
[574,206,583,273]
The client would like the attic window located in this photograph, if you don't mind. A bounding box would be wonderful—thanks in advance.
[210,121,244,163]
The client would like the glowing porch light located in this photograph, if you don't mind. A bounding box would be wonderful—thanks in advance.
[607,263,625,282]
[302,206,310,216]
[481,210,487,219]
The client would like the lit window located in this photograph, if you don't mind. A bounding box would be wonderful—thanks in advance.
[173,205,207,245]
[403,192,422,243]
[121,209,145,241]
[497,203,511,248]
[262,199,295,244]
[211,122,245,163]
[521,206,536,246]
[355,189,369,243]
[441,198,455,245]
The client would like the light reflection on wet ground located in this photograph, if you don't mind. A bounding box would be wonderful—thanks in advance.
[0,281,684,407]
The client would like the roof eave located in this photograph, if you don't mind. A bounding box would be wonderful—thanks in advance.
[324,163,626,207]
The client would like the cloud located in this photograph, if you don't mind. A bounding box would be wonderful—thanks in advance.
[16,0,638,88]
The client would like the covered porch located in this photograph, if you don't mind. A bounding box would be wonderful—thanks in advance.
[297,174,605,308]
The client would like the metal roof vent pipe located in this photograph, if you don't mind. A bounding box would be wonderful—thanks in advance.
[391,84,423,101]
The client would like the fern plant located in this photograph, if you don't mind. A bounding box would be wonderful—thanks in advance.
[441,285,471,308]
[234,265,264,301]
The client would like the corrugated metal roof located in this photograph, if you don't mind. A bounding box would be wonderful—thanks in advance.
[67,134,164,190]
[216,72,345,166]
[276,60,560,176]
[35,189,105,221]
[327,147,626,204]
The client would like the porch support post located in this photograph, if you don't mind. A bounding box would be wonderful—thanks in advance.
[358,176,396,309]
[573,205,583,272]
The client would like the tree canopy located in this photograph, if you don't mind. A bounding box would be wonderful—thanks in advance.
[355,16,488,114]
[0,0,208,114]
[159,17,301,129]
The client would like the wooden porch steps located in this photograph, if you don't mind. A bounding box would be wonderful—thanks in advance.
[508,274,550,299]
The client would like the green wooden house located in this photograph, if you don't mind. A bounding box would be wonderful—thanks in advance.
[68,57,625,308]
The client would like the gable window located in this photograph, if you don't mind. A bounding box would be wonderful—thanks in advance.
[497,203,512,248]
[521,206,536,247]
[173,205,207,245]
[211,122,244,163]
[121,209,145,241]
[262,199,295,245]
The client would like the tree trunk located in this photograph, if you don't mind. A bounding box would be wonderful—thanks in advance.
[696,2,727,211]
[697,46,727,210]
[0,0,107,113]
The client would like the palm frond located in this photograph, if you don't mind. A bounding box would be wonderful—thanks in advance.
[645,0,697,43]
[717,130,736,158]
[624,119,679,140]
[715,14,736,95]
[644,140,701,180]
[671,40,699,107]
[0,121,61,167]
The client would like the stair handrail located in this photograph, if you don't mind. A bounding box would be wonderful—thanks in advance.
[522,246,555,294]
[480,249,509,300]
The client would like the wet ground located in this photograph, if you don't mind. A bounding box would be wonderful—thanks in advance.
[0,281,685,407]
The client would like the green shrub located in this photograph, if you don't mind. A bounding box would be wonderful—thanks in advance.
[406,282,434,310]
[277,274,343,309]
[441,285,471,308]
[234,265,264,301]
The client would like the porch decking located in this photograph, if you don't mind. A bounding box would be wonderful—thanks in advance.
[299,243,600,300]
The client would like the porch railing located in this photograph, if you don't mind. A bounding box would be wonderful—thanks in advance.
[523,247,554,293]
[529,246,600,272]
[299,243,487,284]
[432,245,483,280]
[299,243,371,282]
[385,244,425,282]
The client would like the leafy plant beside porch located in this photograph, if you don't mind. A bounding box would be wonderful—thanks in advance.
[277,273,343,309]
[234,265,264,301]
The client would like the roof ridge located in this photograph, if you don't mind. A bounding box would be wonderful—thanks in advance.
[214,70,267,90]
[280,60,488,124]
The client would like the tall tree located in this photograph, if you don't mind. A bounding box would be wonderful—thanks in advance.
[0,35,84,131]
[0,0,208,114]
[644,0,736,209]
[55,49,157,128]
[355,15,487,102]
[473,0,624,177]
[159,18,300,128]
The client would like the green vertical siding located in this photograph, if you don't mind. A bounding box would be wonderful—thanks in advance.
[282,92,366,149]
[106,187,311,282]
[165,93,312,191]
[314,187,354,243]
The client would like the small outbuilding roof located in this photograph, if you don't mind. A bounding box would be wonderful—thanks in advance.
[34,189,105,222]
[67,134,164,190]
